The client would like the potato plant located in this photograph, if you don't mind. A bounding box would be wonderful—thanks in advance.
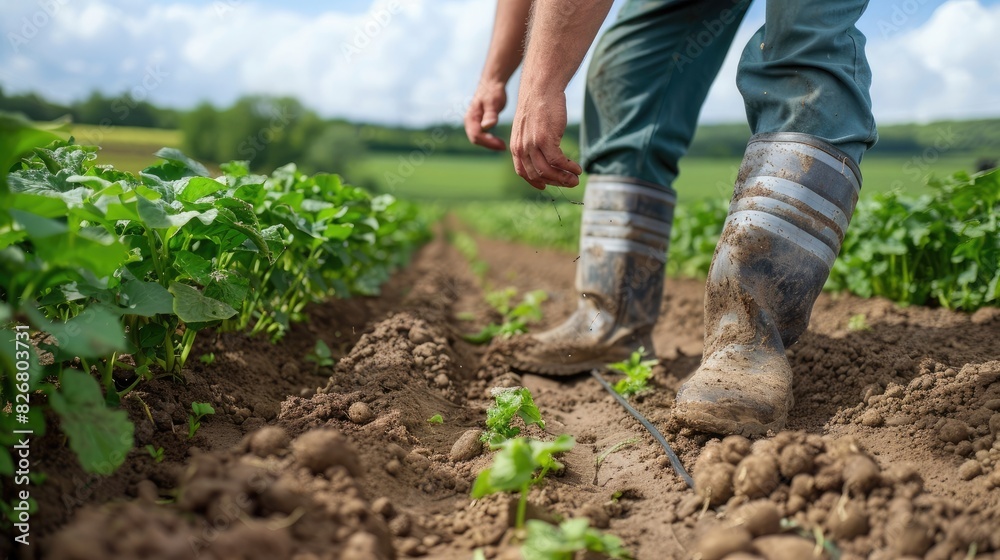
[0,114,430,479]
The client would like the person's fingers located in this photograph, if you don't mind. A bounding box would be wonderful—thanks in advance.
[465,102,506,151]
[511,146,546,190]
[537,140,583,178]
[528,146,579,187]
[481,107,499,130]
[463,102,484,144]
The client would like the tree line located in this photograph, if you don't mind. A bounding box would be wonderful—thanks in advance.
[2,86,998,174]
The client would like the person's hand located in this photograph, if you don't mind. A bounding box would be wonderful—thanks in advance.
[510,89,582,190]
[464,79,508,151]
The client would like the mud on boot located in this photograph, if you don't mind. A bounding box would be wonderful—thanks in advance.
[674,133,861,436]
[506,176,674,376]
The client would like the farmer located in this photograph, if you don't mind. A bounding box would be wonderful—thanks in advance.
[464,0,876,436]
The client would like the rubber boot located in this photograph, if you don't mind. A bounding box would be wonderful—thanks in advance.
[509,175,675,376]
[674,133,861,436]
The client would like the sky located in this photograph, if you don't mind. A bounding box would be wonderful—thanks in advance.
[1,0,999,127]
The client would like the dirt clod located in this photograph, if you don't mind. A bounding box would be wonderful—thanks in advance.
[730,500,781,537]
[938,418,972,443]
[695,462,736,506]
[348,401,375,424]
[694,526,753,560]
[752,534,826,560]
[246,425,289,457]
[733,455,780,499]
[958,459,983,480]
[450,429,484,462]
[291,428,361,476]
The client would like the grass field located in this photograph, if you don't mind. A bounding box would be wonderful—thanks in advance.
[76,126,983,204]
[349,152,980,203]
[70,125,184,173]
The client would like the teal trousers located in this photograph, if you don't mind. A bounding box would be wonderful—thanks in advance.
[581,0,877,189]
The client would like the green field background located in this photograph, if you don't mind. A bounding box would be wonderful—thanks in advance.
[78,124,979,205]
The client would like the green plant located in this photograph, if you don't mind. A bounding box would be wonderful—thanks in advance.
[828,168,999,311]
[847,313,870,332]
[608,348,658,398]
[482,387,546,447]
[521,518,632,560]
[146,445,165,463]
[471,434,575,528]
[306,339,335,370]
[187,402,215,439]
[199,353,215,365]
[427,414,444,424]
[464,287,548,344]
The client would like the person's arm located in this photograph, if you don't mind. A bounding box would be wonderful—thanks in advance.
[464,0,533,151]
[511,0,614,189]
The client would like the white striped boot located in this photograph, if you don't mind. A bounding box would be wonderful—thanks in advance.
[673,133,861,436]
[510,176,674,376]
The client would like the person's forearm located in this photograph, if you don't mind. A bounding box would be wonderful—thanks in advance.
[481,0,533,83]
[520,0,614,95]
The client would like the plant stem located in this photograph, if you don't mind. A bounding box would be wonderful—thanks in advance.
[516,484,529,529]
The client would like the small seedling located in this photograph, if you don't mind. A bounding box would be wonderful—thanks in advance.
[593,438,640,484]
[471,434,575,528]
[521,518,632,560]
[428,414,444,424]
[306,339,335,370]
[608,348,658,398]
[847,313,870,332]
[145,445,165,463]
[482,387,545,447]
[199,353,215,365]
[188,402,215,439]
[464,288,547,344]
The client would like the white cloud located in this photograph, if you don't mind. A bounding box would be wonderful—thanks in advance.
[0,0,997,127]
[868,0,1000,123]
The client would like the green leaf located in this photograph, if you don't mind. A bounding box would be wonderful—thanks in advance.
[31,305,128,360]
[178,177,227,202]
[427,414,444,424]
[153,147,210,178]
[0,112,63,194]
[169,282,237,323]
[118,280,174,317]
[50,369,134,475]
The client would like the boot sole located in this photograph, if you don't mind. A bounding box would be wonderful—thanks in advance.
[673,392,795,438]
[509,358,606,377]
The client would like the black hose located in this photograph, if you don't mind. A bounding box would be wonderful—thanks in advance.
[590,369,694,489]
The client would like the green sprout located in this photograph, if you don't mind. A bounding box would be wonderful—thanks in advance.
[522,518,632,560]
[482,387,545,447]
[145,445,165,463]
[187,402,215,439]
[428,414,444,424]
[464,288,548,344]
[199,353,215,365]
[608,348,658,398]
[306,339,335,370]
[471,435,575,528]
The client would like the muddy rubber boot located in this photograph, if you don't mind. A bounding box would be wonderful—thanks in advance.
[509,175,675,376]
[674,133,861,436]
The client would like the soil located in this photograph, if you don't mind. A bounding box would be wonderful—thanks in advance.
[7,228,1000,560]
